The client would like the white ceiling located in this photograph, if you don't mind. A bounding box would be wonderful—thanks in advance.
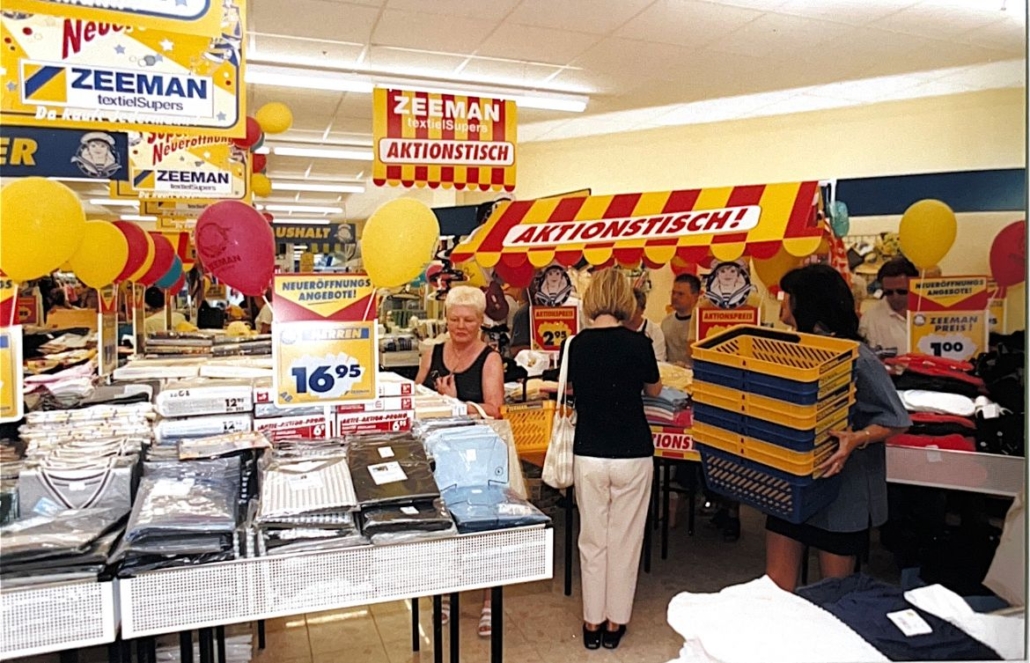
[81,0,1027,222]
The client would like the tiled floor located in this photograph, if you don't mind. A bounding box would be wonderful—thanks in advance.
[11,501,900,663]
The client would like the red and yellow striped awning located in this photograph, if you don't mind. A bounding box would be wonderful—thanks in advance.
[450,181,825,269]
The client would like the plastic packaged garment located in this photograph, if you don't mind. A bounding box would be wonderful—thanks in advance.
[259,533,369,556]
[154,378,253,418]
[154,414,253,443]
[360,498,454,537]
[369,523,458,546]
[442,486,550,534]
[411,417,477,437]
[178,431,271,460]
[427,430,509,492]
[257,456,357,522]
[0,507,127,564]
[349,441,439,508]
[18,456,137,512]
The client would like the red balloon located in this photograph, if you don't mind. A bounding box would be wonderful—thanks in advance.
[169,272,186,294]
[231,117,262,149]
[138,233,176,286]
[252,153,267,173]
[990,220,1026,288]
[195,201,275,296]
[261,211,274,224]
[113,221,151,282]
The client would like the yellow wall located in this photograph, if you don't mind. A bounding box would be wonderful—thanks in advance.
[510,88,1026,329]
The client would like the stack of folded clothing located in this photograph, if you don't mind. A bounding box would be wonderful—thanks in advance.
[348,434,455,543]
[885,355,995,453]
[152,378,254,446]
[1,439,22,525]
[0,506,127,587]
[143,331,214,357]
[658,362,694,394]
[421,423,548,534]
[111,456,242,576]
[643,386,692,429]
[113,357,206,381]
[211,334,273,358]
[255,439,365,555]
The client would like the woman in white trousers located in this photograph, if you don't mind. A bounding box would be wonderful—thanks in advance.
[565,268,662,650]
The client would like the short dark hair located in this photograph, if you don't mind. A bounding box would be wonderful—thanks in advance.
[674,273,701,294]
[780,264,863,342]
[144,287,165,310]
[632,287,647,311]
[878,257,918,282]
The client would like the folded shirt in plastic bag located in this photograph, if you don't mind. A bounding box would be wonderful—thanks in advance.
[18,456,137,512]
[154,414,253,443]
[442,486,550,534]
[360,498,454,537]
[349,440,439,508]
[257,455,357,523]
[178,431,270,460]
[0,506,127,565]
[154,378,253,418]
[427,430,509,492]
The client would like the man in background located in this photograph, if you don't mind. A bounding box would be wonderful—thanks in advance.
[143,287,186,334]
[662,274,701,367]
[628,288,666,362]
[861,257,918,357]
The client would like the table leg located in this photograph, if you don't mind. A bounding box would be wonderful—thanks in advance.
[216,625,226,663]
[564,487,574,597]
[107,638,123,663]
[449,592,460,663]
[652,458,661,530]
[433,595,443,663]
[148,636,157,663]
[801,546,810,585]
[59,651,77,663]
[661,458,671,560]
[199,628,214,663]
[257,620,266,650]
[136,637,148,663]
[411,597,420,652]
[180,631,194,663]
[491,586,503,663]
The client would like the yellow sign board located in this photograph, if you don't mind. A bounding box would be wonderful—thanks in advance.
[908,277,989,362]
[271,274,378,406]
[0,326,24,424]
[1,0,246,137]
[4,0,226,37]
[98,285,118,376]
[128,133,250,199]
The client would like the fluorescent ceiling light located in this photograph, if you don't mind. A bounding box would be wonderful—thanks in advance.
[273,146,373,161]
[273,181,365,194]
[90,198,139,207]
[245,64,373,93]
[50,176,111,183]
[261,203,343,214]
[253,146,270,155]
[272,218,332,225]
[119,215,157,222]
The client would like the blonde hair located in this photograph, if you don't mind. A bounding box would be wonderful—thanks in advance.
[445,286,486,318]
[582,268,634,322]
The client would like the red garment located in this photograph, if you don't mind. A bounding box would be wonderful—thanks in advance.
[885,354,985,391]
[887,433,976,452]
[907,412,977,430]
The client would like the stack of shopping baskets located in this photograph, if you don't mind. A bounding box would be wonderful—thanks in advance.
[690,326,860,524]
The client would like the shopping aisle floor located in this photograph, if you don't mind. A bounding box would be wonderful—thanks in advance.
[11,504,899,663]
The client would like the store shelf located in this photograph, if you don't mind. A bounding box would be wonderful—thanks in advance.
[380,351,421,368]
[886,446,1025,497]
[121,525,553,638]
[0,580,116,660]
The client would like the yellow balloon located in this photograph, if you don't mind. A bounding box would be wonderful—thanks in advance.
[362,199,440,288]
[255,102,293,134]
[899,199,957,270]
[252,173,272,197]
[69,220,130,288]
[752,247,804,290]
[0,177,86,282]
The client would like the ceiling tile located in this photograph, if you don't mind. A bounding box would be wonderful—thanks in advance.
[366,46,468,78]
[771,0,918,26]
[385,0,520,20]
[250,35,366,67]
[708,12,853,58]
[507,0,654,35]
[334,92,374,120]
[564,37,702,92]
[372,9,497,52]
[869,1,1012,40]
[615,0,764,47]
[476,23,602,65]
[252,1,379,42]
[955,17,1027,55]
[457,58,567,89]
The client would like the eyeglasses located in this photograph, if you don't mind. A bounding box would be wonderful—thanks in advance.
[882,289,909,296]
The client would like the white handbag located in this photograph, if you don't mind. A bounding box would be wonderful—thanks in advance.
[542,335,576,489]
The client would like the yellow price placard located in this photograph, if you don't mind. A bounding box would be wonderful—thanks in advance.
[273,321,378,406]
[530,306,578,351]
[0,326,25,423]
[908,276,989,362]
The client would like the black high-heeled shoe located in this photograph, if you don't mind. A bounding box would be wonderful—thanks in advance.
[582,625,602,650]
[602,624,626,649]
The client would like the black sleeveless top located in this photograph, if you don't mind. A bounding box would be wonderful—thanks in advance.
[422,344,494,404]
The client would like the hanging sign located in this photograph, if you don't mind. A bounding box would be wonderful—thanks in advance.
[0,326,24,423]
[530,306,578,352]
[97,285,118,376]
[0,127,129,180]
[16,295,41,325]
[272,274,378,406]
[651,427,699,461]
[0,0,246,137]
[697,306,760,341]
[988,280,1007,334]
[0,278,17,327]
[126,132,249,199]
[273,223,355,254]
[3,0,225,37]
[205,280,228,300]
[908,277,989,362]
[372,88,517,192]
[146,200,212,226]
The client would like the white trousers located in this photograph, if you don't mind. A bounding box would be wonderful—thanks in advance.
[574,455,653,625]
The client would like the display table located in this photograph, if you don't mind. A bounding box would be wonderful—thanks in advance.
[0,580,117,660]
[886,446,1025,497]
[119,526,551,662]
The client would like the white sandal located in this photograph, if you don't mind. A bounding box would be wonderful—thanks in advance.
[478,607,492,637]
